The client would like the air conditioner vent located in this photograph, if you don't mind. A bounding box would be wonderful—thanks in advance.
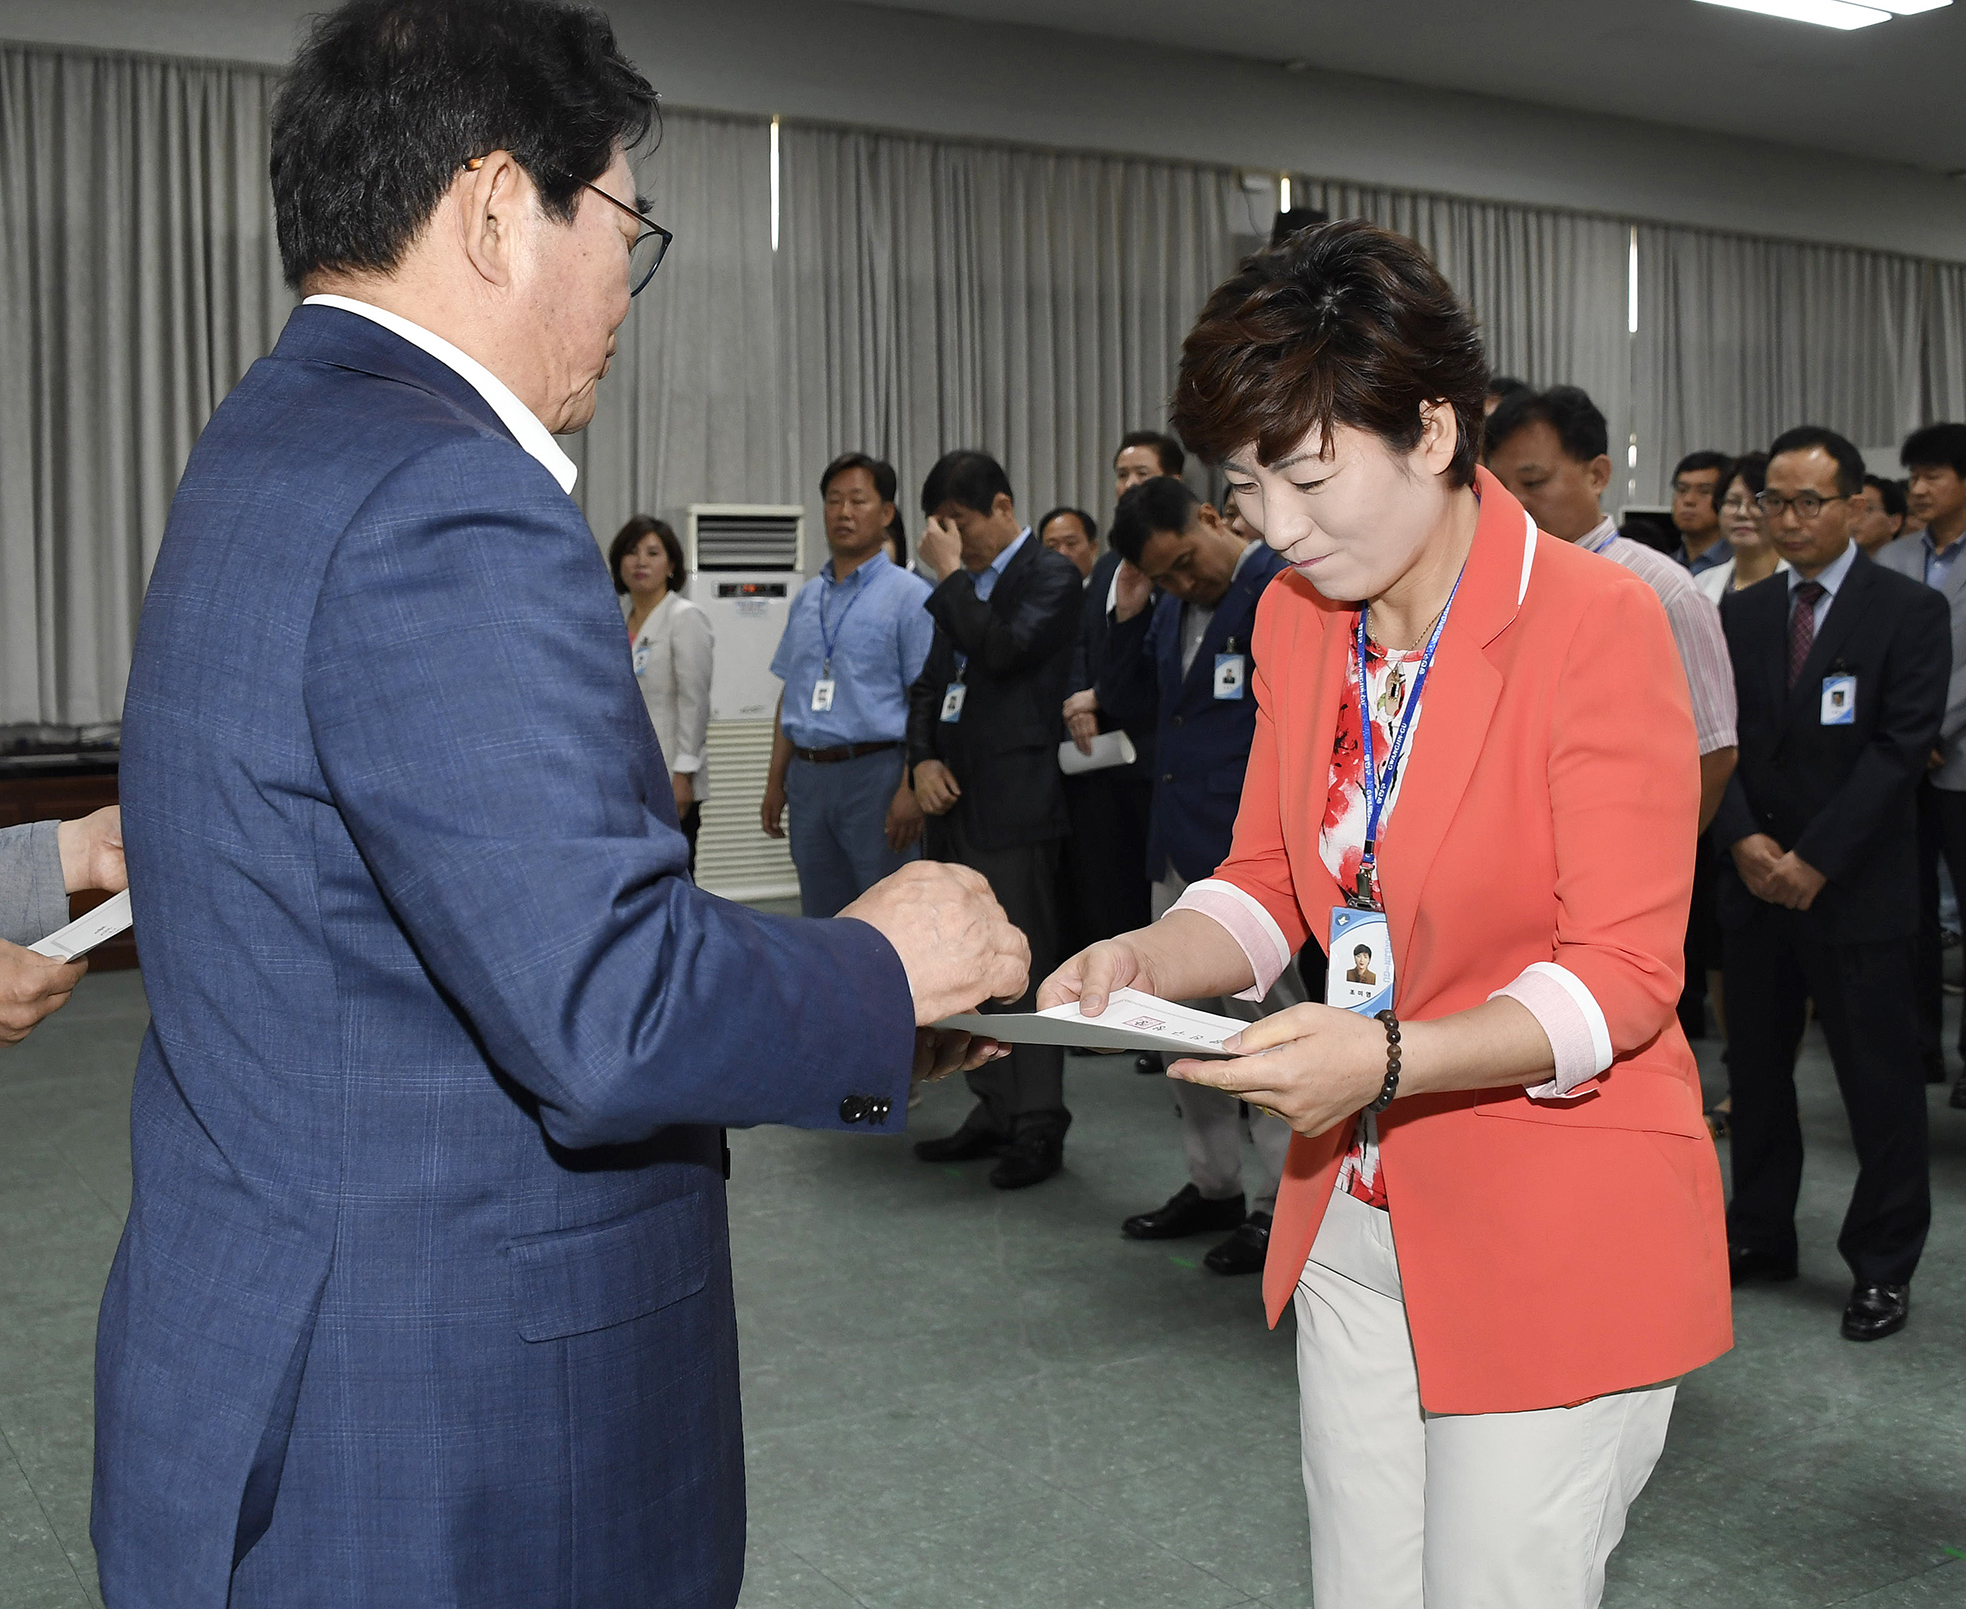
[687,506,804,572]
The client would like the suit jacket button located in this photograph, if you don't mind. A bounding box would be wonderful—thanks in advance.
[1171,715,1183,727]
[1163,772,1175,783]
[871,1099,892,1124]
[839,1096,867,1123]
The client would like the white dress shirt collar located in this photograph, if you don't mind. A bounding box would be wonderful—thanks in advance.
[1787,537,1858,602]
[301,294,578,495]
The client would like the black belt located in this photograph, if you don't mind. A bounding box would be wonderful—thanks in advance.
[792,740,901,765]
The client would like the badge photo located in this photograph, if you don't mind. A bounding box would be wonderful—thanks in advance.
[1326,906,1394,1017]
[810,677,836,713]
[1820,673,1856,727]
[1213,652,1247,700]
[939,682,967,724]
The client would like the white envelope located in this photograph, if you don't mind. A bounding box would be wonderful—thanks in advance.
[936,986,1242,1059]
[1057,731,1137,776]
[31,889,132,960]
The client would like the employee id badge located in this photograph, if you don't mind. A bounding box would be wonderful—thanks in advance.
[810,677,836,713]
[632,643,650,677]
[1821,673,1856,726]
[939,682,968,723]
[1213,653,1248,700]
[1326,906,1394,1018]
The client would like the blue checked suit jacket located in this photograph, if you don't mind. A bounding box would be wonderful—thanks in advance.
[94,306,915,1609]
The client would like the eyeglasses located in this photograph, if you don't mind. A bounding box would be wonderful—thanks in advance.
[463,158,673,295]
[1754,490,1848,521]
[576,178,672,296]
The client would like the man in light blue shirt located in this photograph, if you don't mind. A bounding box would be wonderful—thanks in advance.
[764,453,935,917]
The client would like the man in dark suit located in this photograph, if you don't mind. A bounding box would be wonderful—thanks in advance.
[1094,477,1301,1273]
[1714,425,1949,1344]
[95,7,1027,1604]
[910,451,1085,1187]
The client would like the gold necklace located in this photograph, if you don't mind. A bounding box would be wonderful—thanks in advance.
[1365,595,1450,654]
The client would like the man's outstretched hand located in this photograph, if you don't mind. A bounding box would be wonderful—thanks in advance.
[841,860,1029,1025]
[0,942,87,1046]
[57,806,126,895]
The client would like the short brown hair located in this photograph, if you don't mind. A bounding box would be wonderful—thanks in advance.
[1170,220,1486,488]
[609,515,686,595]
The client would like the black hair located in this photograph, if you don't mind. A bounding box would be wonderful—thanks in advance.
[1725,451,1770,501]
[1109,478,1203,565]
[1766,426,1865,498]
[1901,422,1966,478]
[609,515,686,595]
[1863,473,1908,519]
[820,451,898,505]
[1036,507,1099,547]
[1671,451,1734,500]
[1116,431,1187,477]
[271,0,660,289]
[1352,943,1371,958]
[1484,384,1608,465]
[1485,375,1532,403]
[920,450,1014,519]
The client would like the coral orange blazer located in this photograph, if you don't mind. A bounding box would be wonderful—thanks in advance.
[1221,470,1732,1414]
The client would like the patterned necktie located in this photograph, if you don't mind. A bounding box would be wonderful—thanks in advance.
[1787,581,1826,690]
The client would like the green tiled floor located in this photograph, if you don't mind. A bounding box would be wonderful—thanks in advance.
[2,966,1961,1607]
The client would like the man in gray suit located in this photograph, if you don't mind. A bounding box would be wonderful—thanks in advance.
[1875,422,1966,1107]
[0,807,126,1044]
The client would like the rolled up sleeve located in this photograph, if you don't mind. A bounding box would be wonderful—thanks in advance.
[0,821,70,948]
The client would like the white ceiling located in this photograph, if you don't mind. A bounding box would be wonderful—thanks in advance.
[862,0,1966,175]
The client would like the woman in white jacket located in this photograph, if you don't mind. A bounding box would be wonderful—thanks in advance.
[610,516,714,873]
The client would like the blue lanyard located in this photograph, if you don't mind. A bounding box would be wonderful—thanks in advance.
[818,567,871,674]
[1351,571,1463,908]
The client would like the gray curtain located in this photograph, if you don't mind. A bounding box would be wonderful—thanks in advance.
[571,108,790,546]
[0,45,289,725]
[6,38,1966,725]
[774,121,1242,540]
[1631,224,1939,497]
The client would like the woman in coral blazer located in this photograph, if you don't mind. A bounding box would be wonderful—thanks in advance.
[1045,223,1730,1609]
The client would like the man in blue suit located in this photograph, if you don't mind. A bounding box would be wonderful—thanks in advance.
[93,4,1026,1605]
[1094,477,1303,1275]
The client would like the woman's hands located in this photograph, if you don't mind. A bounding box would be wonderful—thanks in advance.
[1167,1003,1393,1138]
[671,773,694,815]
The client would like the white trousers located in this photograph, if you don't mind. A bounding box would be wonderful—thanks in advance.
[1294,1189,1676,1609]
[1152,871,1305,1214]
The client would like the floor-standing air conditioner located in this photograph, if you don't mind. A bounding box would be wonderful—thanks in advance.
[683,505,806,903]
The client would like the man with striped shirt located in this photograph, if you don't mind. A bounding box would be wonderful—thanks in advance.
[1486,385,1739,829]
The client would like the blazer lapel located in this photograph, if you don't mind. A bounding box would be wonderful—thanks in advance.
[1787,551,1874,718]
[1379,469,1523,982]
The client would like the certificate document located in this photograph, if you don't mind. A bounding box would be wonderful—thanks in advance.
[935,987,1241,1059]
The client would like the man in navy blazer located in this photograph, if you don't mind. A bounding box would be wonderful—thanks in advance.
[1093,477,1304,1275]
[93,5,1026,1606]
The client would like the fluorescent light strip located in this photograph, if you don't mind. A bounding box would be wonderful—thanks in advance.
[1871,0,1950,12]
[1695,0,1891,27]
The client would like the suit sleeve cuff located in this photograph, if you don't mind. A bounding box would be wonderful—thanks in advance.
[1492,962,1613,1099]
[671,754,704,773]
[1164,878,1292,1002]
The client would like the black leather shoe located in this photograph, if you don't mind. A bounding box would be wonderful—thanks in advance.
[1728,1245,1799,1287]
[1121,1184,1247,1241]
[1950,1073,1966,1111]
[913,1110,1009,1163]
[989,1122,1066,1190]
[1841,1283,1909,1342]
[1203,1211,1271,1275]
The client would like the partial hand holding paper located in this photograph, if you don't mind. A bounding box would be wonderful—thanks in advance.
[31,890,132,960]
[936,986,1239,1058]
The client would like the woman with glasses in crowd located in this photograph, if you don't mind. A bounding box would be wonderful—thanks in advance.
[1043,221,1729,1609]
[1698,451,1787,604]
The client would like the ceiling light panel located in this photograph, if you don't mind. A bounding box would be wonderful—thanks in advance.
[1695,0,1892,26]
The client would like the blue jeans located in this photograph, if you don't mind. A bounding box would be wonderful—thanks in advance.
[785,749,918,918]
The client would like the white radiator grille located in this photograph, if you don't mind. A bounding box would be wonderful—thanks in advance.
[694,719,799,903]
[690,511,802,572]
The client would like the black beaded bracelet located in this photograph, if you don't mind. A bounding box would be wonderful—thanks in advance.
[1367,1008,1401,1113]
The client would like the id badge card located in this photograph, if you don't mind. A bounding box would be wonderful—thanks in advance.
[940,682,968,723]
[1213,653,1247,700]
[1821,673,1856,726]
[810,677,836,713]
[631,643,650,676]
[1327,906,1394,1018]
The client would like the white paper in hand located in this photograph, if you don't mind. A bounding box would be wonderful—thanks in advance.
[30,890,132,960]
[935,986,1242,1059]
